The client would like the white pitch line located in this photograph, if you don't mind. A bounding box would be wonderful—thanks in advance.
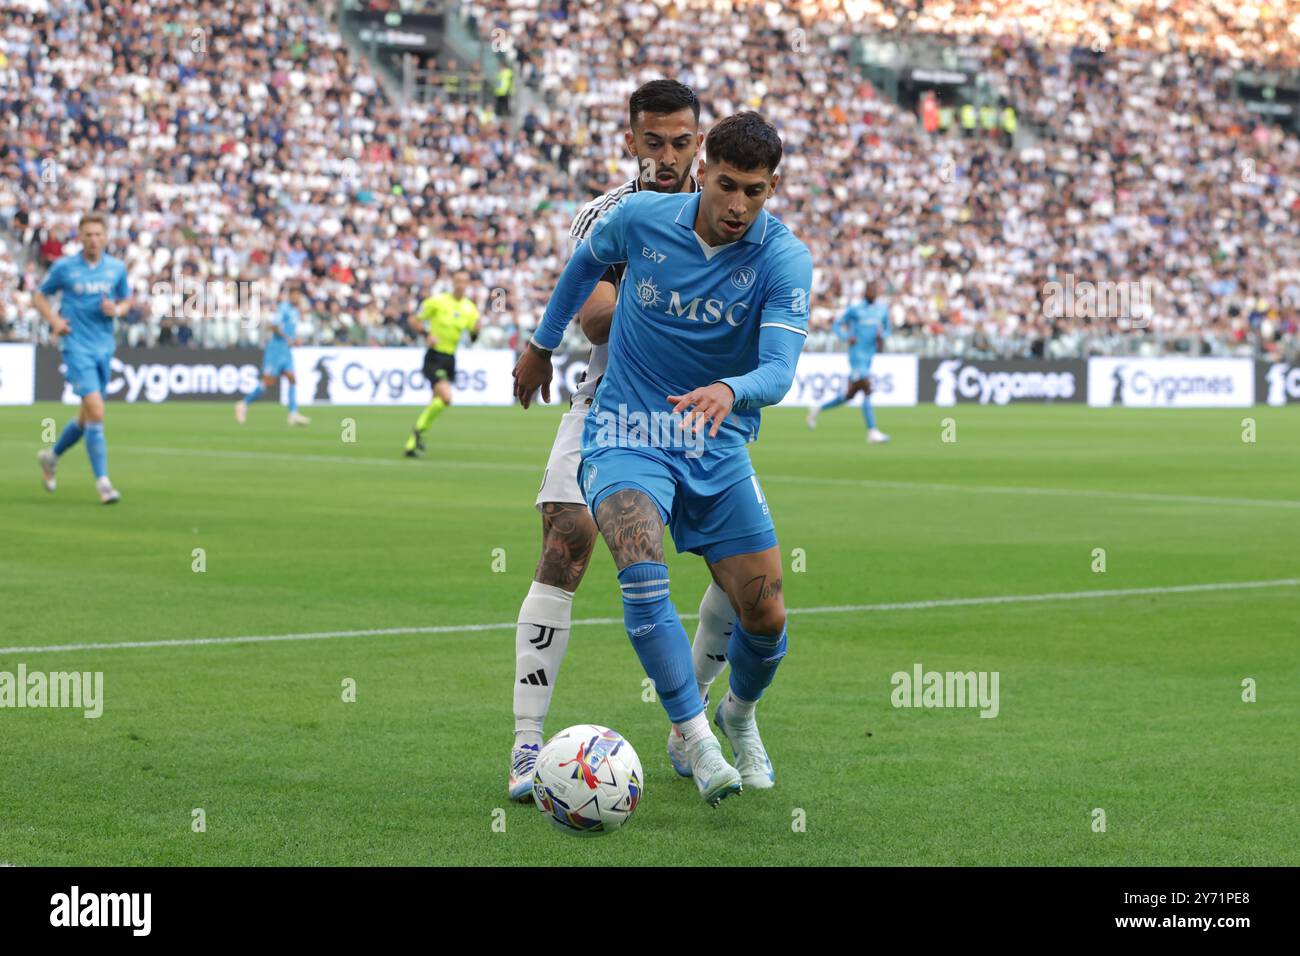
[1,578,1293,657]
[86,445,1300,511]
[11,439,1296,510]
[120,444,539,473]
[760,473,1300,510]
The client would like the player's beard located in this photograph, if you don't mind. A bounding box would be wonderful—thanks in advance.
[642,163,688,194]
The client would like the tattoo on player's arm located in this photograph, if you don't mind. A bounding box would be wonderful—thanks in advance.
[742,574,783,612]
[595,490,665,568]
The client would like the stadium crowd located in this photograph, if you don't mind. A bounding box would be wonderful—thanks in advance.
[1,0,1297,360]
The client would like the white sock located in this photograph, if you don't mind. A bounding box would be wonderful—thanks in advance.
[692,581,734,701]
[513,581,573,742]
[678,712,711,747]
[724,689,757,720]
[514,723,543,749]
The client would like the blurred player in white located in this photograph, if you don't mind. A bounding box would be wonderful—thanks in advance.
[508,80,738,800]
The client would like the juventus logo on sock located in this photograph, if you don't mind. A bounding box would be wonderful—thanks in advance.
[519,669,549,687]
[529,626,556,651]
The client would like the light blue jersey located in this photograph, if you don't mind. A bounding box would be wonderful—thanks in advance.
[532,184,806,728]
[534,190,813,449]
[533,189,811,560]
[263,300,298,375]
[41,250,129,475]
[39,252,130,357]
[836,298,889,376]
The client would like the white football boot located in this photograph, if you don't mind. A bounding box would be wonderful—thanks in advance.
[37,449,57,492]
[867,428,891,444]
[288,411,311,426]
[714,698,775,790]
[508,743,540,802]
[96,476,121,505]
[805,407,819,430]
[666,725,692,778]
[688,735,742,807]
[667,693,708,777]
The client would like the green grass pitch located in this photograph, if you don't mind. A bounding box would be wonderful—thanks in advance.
[1,401,1297,865]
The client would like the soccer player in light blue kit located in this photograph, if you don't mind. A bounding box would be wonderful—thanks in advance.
[34,213,130,504]
[514,112,812,808]
[806,279,891,442]
[235,288,311,426]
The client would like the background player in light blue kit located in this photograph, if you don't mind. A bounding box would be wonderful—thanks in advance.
[806,279,892,443]
[34,213,130,504]
[514,112,812,809]
[235,288,311,426]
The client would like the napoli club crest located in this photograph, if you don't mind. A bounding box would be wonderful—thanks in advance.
[730,267,756,290]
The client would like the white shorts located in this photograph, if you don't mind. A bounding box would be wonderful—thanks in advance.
[534,402,593,510]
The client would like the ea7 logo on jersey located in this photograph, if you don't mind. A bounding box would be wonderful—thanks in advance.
[642,246,667,264]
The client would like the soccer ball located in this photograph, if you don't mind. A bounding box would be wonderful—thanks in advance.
[532,725,643,836]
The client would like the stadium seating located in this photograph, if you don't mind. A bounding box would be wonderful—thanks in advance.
[1,0,1296,359]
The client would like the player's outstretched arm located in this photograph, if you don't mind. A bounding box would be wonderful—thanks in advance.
[669,316,812,437]
[706,324,804,413]
[513,244,616,407]
[515,198,634,407]
[576,279,617,345]
[713,245,813,411]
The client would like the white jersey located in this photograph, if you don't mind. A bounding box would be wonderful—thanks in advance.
[567,174,698,402]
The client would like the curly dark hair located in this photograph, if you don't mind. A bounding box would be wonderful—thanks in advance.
[628,79,701,129]
[704,111,783,174]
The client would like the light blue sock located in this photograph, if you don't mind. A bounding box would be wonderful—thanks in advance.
[245,382,265,403]
[727,621,787,703]
[83,421,108,480]
[618,562,702,724]
[53,420,84,457]
[862,398,876,430]
[820,394,847,412]
[288,382,298,413]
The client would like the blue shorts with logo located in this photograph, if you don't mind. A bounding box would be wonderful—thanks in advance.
[578,441,777,563]
[262,346,293,378]
[62,346,113,398]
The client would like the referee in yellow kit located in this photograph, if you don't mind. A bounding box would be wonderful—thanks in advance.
[404,271,482,457]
